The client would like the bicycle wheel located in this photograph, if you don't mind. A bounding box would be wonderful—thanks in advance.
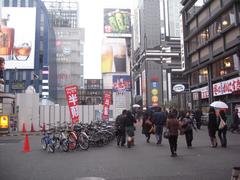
[78,133,89,150]
[47,143,55,153]
[60,139,69,152]
[68,133,77,150]
[41,137,47,150]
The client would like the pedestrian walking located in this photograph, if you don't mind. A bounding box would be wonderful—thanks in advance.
[218,110,227,147]
[166,111,180,157]
[208,107,218,148]
[152,106,166,144]
[231,109,240,133]
[195,108,203,129]
[142,110,153,143]
[179,111,196,148]
[115,110,127,147]
[125,110,136,148]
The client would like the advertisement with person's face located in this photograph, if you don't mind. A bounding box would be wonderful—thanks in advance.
[112,75,131,93]
[0,7,36,69]
[101,38,127,73]
[104,8,131,37]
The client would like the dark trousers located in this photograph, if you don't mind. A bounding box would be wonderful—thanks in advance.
[168,135,178,155]
[218,127,227,147]
[117,129,126,146]
[185,129,193,147]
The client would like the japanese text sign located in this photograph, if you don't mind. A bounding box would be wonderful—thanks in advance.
[65,85,79,123]
[102,92,111,120]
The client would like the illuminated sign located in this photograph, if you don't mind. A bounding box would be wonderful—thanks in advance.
[0,115,9,129]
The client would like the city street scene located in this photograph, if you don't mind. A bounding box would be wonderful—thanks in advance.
[0,0,240,180]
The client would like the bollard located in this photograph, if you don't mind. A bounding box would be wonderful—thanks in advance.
[231,167,240,180]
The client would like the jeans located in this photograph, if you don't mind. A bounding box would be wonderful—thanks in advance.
[218,126,227,147]
[155,126,163,144]
[168,135,178,155]
[185,129,193,147]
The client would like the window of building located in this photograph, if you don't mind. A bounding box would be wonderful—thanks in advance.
[28,0,33,7]
[5,71,10,80]
[209,19,221,38]
[191,71,199,85]
[20,0,26,7]
[221,8,236,31]
[3,0,9,6]
[210,0,220,15]
[212,55,236,78]
[5,85,9,93]
[12,0,17,7]
[186,0,210,20]
[189,36,198,52]
[191,52,199,64]
[199,68,208,83]
[198,28,209,45]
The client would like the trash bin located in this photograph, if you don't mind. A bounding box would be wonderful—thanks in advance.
[231,167,240,180]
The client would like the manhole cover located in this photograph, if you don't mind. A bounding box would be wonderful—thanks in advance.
[75,177,105,180]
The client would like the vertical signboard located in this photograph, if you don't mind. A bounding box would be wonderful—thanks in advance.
[65,85,79,123]
[151,75,160,107]
[1,7,36,69]
[142,70,146,107]
[102,92,111,120]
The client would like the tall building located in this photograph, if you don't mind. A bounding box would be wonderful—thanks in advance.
[181,0,240,116]
[0,0,55,112]
[132,0,186,109]
[43,0,85,105]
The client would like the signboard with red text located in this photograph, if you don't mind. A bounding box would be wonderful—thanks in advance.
[102,92,111,120]
[65,85,79,123]
[213,77,240,96]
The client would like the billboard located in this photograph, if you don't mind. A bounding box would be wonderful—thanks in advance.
[0,7,36,69]
[101,38,127,73]
[104,9,131,37]
[112,75,131,93]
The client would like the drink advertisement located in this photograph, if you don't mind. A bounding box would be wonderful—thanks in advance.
[104,9,131,37]
[65,85,80,124]
[0,7,36,69]
[101,38,127,73]
[112,75,131,93]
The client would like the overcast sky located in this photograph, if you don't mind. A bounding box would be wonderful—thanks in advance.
[78,0,135,79]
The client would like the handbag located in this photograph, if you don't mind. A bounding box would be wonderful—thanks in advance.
[219,117,226,130]
[149,125,155,134]
[163,129,170,139]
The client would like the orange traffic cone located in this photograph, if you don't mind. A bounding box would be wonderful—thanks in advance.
[23,134,30,153]
[30,123,35,132]
[22,123,27,133]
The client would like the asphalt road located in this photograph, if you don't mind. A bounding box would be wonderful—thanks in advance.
[0,125,240,180]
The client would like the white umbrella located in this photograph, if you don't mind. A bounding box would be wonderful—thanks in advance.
[210,101,228,109]
[133,104,141,108]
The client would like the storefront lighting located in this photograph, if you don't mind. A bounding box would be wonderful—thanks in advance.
[222,20,228,26]
[224,61,231,67]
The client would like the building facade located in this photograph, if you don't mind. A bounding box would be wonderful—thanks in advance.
[132,0,187,109]
[43,0,85,105]
[181,0,240,118]
[0,0,55,113]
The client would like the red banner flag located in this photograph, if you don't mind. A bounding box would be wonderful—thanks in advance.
[102,92,111,120]
[65,85,79,124]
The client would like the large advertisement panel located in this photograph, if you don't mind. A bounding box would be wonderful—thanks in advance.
[104,9,131,37]
[112,75,131,93]
[0,7,36,69]
[101,38,127,73]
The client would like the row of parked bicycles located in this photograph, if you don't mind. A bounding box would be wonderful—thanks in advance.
[40,120,116,153]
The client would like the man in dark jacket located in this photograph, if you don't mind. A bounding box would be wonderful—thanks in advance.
[152,106,166,144]
[115,110,127,146]
[195,108,203,129]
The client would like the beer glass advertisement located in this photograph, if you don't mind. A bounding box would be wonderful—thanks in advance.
[1,7,36,69]
[101,38,127,73]
[112,75,131,93]
[104,9,131,37]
